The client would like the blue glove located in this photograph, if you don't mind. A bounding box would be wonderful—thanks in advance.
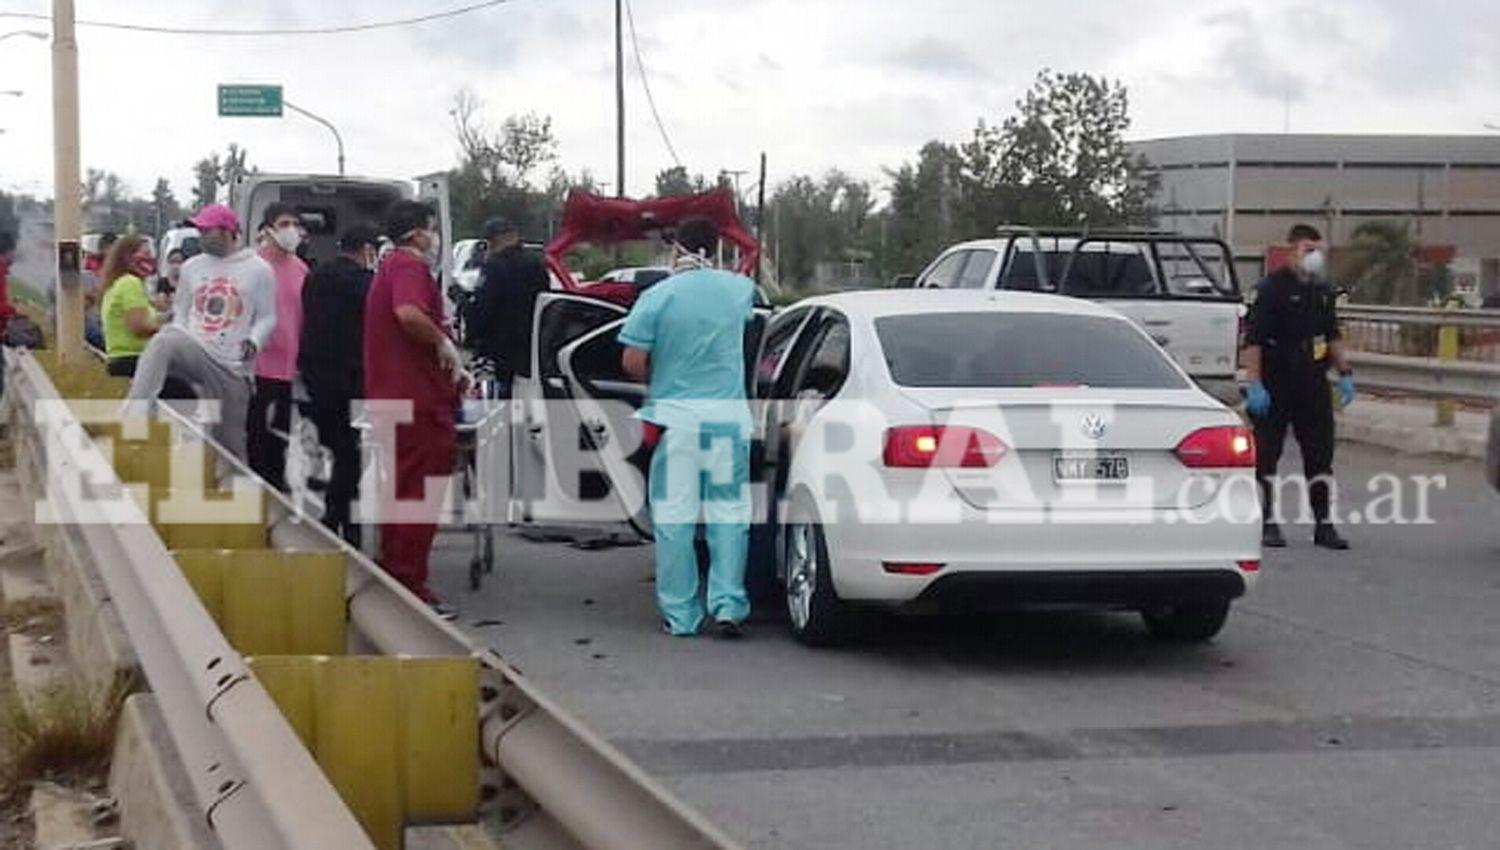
[1337,374,1356,407]
[1246,380,1271,418]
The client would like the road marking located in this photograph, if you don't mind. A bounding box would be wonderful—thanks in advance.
[614,711,1500,775]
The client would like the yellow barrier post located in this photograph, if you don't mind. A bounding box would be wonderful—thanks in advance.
[246,655,482,850]
[1436,323,1459,427]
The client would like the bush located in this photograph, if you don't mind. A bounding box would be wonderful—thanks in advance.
[0,683,125,794]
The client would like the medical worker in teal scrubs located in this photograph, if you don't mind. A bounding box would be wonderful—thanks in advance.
[619,216,756,638]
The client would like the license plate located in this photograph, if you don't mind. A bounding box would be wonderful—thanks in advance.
[1052,453,1130,482]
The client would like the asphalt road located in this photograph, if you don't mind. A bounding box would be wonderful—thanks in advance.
[433,442,1500,850]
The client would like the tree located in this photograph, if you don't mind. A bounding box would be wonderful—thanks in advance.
[956,69,1158,229]
[220,143,254,190]
[766,170,878,288]
[192,154,221,207]
[882,141,964,276]
[447,88,566,239]
[82,169,130,232]
[151,178,185,232]
[189,145,256,209]
[1340,221,1450,306]
[654,166,709,198]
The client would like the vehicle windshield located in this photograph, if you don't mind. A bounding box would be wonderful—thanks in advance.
[876,311,1189,389]
[999,238,1238,298]
[634,269,671,288]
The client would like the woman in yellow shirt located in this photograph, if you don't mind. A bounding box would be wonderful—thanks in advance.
[99,234,162,376]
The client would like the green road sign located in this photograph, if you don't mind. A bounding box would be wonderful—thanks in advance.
[218,84,283,117]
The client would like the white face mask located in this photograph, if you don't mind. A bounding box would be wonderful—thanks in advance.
[1300,248,1327,278]
[423,229,442,267]
[272,225,302,253]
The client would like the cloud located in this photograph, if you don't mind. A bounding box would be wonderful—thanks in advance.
[883,36,988,78]
[1203,10,1307,102]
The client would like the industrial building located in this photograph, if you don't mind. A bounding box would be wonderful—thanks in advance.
[1129,134,1500,302]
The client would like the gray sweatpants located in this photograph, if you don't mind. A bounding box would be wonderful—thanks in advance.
[125,327,252,460]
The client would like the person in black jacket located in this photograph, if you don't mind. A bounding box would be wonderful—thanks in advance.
[471,217,549,395]
[298,225,379,544]
[1243,223,1354,551]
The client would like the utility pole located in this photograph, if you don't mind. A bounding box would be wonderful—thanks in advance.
[615,0,625,198]
[52,0,84,363]
[754,153,767,284]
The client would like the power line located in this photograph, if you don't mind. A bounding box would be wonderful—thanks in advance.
[622,0,684,171]
[0,0,521,36]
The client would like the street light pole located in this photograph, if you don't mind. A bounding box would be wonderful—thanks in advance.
[285,100,345,176]
[51,0,85,363]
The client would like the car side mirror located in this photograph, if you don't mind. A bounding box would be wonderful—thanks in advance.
[892,274,917,289]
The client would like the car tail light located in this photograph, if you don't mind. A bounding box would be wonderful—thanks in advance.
[883,426,1007,468]
[1174,426,1256,468]
[883,562,946,576]
[1238,560,1260,573]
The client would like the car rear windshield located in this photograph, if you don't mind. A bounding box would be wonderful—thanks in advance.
[876,312,1189,389]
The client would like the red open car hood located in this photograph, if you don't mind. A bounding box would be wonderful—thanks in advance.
[544,188,759,290]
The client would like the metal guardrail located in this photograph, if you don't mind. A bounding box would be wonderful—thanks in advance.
[1341,304,1500,329]
[8,352,377,850]
[9,349,743,850]
[1347,351,1500,402]
[1340,305,1499,411]
[1341,304,1500,366]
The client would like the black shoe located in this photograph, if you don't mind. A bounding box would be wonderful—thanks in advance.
[713,620,746,640]
[1313,524,1350,551]
[1261,523,1287,548]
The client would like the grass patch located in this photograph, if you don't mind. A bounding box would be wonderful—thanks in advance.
[0,682,124,797]
[0,599,62,636]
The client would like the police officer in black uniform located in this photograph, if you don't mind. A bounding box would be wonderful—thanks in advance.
[1243,223,1355,550]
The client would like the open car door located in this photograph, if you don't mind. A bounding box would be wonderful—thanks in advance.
[558,320,653,538]
[543,306,774,543]
[510,292,640,539]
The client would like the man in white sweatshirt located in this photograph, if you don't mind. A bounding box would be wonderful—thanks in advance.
[125,204,277,460]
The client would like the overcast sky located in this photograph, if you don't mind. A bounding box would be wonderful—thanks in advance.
[1,0,1497,206]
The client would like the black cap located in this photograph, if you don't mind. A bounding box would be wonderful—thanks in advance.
[482,217,519,240]
[338,224,381,253]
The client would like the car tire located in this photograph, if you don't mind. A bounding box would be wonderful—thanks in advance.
[781,503,849,647]
[1141,600,1231,643]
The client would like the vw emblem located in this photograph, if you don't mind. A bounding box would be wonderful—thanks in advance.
[1080,414,1107,440]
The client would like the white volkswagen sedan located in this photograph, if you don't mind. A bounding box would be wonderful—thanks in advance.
[757,290,1261,645]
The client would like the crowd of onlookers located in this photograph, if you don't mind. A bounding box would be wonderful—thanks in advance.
[76,200,467,616]
[1,204,763,634]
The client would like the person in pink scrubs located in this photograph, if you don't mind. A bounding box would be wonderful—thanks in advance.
[248,202,308,491]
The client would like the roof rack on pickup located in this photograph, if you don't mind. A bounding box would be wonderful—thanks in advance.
[993,224,1190,239]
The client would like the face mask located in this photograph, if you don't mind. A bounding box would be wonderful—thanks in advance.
[1300,249,1327,278]
[131,255,157,277]
[201,233,232,257]
[671,242,711,273]
[423,229,442,266]
[271,225,302,253]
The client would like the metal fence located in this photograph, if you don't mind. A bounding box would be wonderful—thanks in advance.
[1339,305,1500,408]
[1341,305,1500,363]
[7,350,742,850]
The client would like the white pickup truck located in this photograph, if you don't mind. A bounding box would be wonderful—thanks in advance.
[912,229,1246,403]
